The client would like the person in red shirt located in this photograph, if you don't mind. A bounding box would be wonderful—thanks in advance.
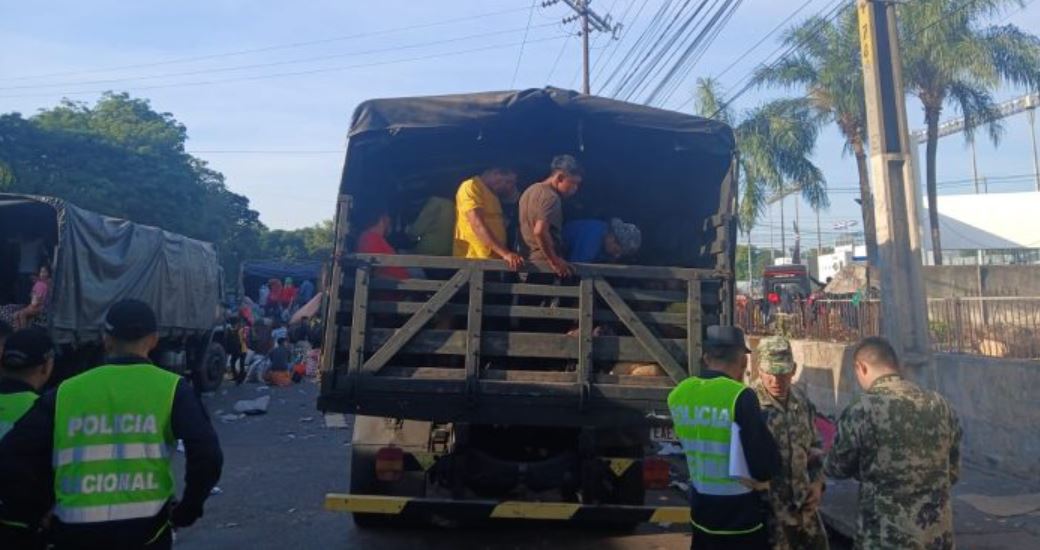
[280,277,298,309]
[357,211,410,281]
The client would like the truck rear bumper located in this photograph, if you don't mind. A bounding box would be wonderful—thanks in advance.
[325,493,690,525]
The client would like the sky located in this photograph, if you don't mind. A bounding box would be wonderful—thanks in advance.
[2,0,1039,249]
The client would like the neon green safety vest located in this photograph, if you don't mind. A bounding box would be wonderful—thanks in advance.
[0,390,38,439]
[53,364,180,524]
[667,376,750,498]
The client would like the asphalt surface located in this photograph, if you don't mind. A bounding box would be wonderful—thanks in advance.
[172,378,697,550]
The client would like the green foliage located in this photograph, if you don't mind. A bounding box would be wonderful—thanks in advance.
[0,93,344,278]
[694,78,828,232]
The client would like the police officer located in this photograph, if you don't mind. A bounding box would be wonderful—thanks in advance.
[752,336,828,550]
[0,328,55,548]
[0,299,224,549]
[825,337,962,549]
[668,326,781,550]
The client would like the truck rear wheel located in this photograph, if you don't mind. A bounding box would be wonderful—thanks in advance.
[193,342,226,393]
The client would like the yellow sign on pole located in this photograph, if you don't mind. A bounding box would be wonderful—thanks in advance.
[858,0,874,68]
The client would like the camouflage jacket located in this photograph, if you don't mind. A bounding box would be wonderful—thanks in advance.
[752,382,823,526]
[824,374,962,550]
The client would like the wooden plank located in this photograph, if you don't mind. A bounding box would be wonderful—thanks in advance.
[593,373,673,387]
[687,281,702,376]
[594,279,687,384]
[361,269,469,373]
[344,253,719,281]
[379,367,575,383]
[484,282,578,298]
[577,278,594,390]
[364,301,579,321]
[340,328,688,363]
[321,195,351,392]
[465,269,483,398]
[347,266,370,375]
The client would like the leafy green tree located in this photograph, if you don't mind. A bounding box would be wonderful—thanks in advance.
[754,10,878,264]
[0,93,265,275]
[694,78,829,243]
[899,0,1040,264]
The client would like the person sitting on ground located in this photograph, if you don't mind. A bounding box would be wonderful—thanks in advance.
[562,218,642,264]
[271,320,288,344]
[408,195,455,257]
[453,166,524,270]
[280,277,297,311]
[264,338,292,386]
[298,279,316,306]
[1,265,52,330]
[519,155,583,278]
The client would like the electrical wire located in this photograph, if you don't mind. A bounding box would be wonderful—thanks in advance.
[511,0,539,88]
[0,23,560,92]
[0,34,569,99]
[4,5,535,82]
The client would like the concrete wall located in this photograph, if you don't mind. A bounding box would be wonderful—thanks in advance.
[780,340,1040,481]
[923,265,1040,297]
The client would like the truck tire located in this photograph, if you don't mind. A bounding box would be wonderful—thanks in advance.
[193,342,226,393]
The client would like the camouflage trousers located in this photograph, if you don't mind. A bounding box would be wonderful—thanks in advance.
[770,510,829,550]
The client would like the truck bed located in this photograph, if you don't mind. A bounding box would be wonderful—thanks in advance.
[318,254,727,427]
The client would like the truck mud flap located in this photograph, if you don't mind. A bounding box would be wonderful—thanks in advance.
[325,494,689,525]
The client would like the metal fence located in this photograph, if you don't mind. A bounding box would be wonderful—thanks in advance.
[736,297,1040,359]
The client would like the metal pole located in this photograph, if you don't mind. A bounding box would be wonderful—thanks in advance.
[779,195,786,260]
[816,207,822,259]
[581,0,590,94]
[747,230,753,296]
[769,204,775,262]
[1028,107,1040,192]
[971,139,980,194]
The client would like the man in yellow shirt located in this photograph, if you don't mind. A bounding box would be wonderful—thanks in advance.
[453,167,524,270]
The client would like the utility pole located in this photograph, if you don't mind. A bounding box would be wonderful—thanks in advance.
[779,195,786,260]
[549,0,620,94]
[857,0,933,384]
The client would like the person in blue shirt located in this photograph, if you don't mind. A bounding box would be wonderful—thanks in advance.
[562,218,642,264]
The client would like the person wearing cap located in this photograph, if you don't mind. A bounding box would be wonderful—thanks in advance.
[562,218,642,264]
[752,336,828,550]
[0,328,54,547]
[0,299,223,549]
[667,325,780,550]
[453,165,525,270]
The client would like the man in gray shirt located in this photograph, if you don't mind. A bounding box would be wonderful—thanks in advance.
[519,155,583,277]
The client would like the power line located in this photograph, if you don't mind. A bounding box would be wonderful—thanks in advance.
[4,5,535,82]
[601,0,676,93]
[591,0,649,84]
[0,23,560,92]
[511,0,539,88]
[711,0,819,83]
[0,35,569,99]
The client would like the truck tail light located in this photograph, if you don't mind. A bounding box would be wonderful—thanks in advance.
[375,446,404,482]
[642,457,670,490]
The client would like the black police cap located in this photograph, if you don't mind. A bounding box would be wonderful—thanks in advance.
[2,327,54,370]
[105,299,158,341]
[704,325,752,353]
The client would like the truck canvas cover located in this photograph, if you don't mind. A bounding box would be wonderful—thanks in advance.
[341,87,736,268]
[0,194,223,344]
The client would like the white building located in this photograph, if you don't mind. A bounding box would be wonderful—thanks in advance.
[817,244,868,282]
[921,191,1040,265]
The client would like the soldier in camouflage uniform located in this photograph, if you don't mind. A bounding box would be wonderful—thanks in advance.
[825,337,962,550]
[753,336,829,550]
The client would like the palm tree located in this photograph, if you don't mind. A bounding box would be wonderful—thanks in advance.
[753,10,878,264]
[900,0,1040,264]
[694,78,829,246]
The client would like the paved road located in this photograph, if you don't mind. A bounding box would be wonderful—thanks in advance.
[173,379,695,550]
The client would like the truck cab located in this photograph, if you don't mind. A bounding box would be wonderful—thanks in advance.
[318,88,738,527]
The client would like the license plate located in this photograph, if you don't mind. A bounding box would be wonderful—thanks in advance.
[650,425,676,442]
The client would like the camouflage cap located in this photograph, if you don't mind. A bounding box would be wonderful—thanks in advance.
[757,336,795,375]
